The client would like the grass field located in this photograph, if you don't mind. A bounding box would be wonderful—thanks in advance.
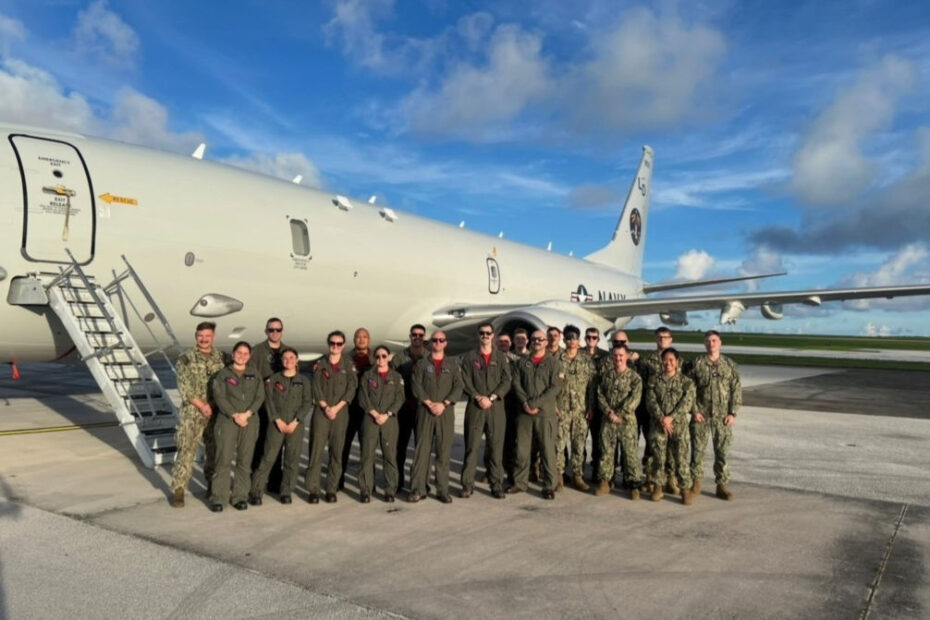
[623,330,930,351]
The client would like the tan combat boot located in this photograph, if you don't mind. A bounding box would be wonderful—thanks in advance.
[170,488,185,508]
[681,489,692,505]
[691,479,702,495]
[630,488,640,501]
[650,485,663,502]
[716,484,733,501]
[595,480,610,496]
[665,478,679,495]
[571,475,590,492]
[555,477,563,492]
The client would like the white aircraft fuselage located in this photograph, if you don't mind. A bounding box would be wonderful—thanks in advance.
[0,125,643,361]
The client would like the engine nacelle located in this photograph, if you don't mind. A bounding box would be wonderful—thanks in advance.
[719,301,745,325]
[760,302,784,320]
[659,311,688,326]
[493,305,606,339]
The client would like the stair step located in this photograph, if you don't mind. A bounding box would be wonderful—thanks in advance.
[77,317,119,333]
[85,332,121,347]
[67,302,107,319]
[113,379,161,397]
[91,348,134,364]
[60,288,99,304]
[103,364,142,380]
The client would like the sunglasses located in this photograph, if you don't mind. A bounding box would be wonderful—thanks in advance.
[585,335,599,340]
[266,327,283,333]
[431,338,447,343]
[328,341,345,347]
[478,330,493,336]
[612,340,627,347]
[530,337,546,343]
[410,332,425,339]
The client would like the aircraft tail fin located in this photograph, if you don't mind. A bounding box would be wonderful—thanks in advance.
[584,145,654,278]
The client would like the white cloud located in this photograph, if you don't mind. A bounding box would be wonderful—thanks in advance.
[222,152,323,188]
[675,249,715,280]
[0,59,98,132]
[323,0,393,71]
[564,8,725,133]
[790,55,917,206]
[0,54,201,154]
[109,89,203,154]
[0,13,25,56]
[400,24,550,140]
[73,0,139,67]
[332,5,725,142]
[843,243,930,310]
[739,246,786,291]
[654,168,787,210]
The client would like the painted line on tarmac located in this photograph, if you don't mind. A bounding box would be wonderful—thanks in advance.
[0,421,118,436]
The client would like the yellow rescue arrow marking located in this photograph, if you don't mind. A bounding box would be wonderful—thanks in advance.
[98,192,139,206]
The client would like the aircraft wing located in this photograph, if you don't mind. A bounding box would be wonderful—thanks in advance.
[580,283,930,324]
[641,271,785,294]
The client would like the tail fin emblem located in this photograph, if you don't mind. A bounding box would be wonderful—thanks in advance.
[630,208,642,246]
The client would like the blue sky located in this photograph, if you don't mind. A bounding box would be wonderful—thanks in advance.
[2,1,929,336]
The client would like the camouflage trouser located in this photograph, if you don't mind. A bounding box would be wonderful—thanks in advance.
[599,417,641,485]
[170,410,216,493]
[691,416,733,484]
[646,419,690,489]
[556,408,589,476]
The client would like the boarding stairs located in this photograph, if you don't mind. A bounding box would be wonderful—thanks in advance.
[45,250,181,468]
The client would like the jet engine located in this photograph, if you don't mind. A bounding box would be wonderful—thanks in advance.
[659,311,688,326]
[760,302,784,320]
[719,301,745,325]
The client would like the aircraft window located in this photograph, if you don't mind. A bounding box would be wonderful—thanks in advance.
[486,257,500,294]
[290,219,310,256]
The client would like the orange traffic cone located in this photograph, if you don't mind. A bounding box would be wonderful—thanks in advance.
[11,362,20,380]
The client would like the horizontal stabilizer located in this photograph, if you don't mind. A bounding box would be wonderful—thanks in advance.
[643,272,786,294]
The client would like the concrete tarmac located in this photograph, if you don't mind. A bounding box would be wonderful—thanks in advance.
[0,363,927,619]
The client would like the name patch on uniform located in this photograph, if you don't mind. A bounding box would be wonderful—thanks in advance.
[369,378,379,388]
[322,369,331,379]
[225,377,239,386]
[474,360,483,369]
[275,381,286,392]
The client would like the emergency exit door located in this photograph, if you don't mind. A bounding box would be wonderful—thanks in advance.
[10,134,96,264]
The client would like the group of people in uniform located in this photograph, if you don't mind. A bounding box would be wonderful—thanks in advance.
[168,318,741,512]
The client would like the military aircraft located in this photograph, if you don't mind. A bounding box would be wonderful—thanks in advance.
[3,122,930,362]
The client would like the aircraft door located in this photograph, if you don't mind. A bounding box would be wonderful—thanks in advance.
[10,134,96,264]
[487,257,500,294]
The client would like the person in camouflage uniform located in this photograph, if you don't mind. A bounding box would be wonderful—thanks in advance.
[636,327,680,493]
[555,325,596,492]
[584,327,608,483]
[170,321,227,508]
[644,347,695,505]
[595,344,643,499]
[687,330,741,500]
